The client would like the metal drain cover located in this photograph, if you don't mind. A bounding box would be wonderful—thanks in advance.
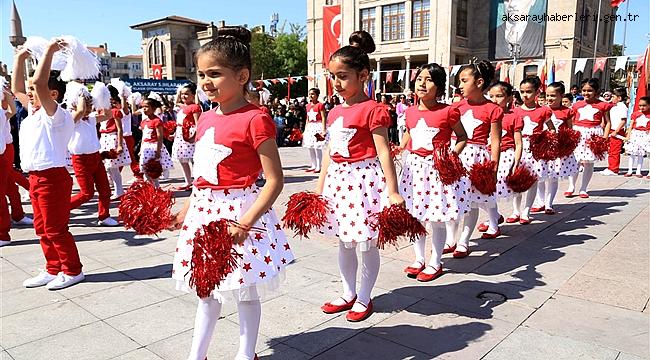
[476,291,507,303]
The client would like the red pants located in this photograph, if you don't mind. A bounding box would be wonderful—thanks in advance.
[0,151,10,240]
[123,135,141,177]
[608,131,625,173]
[6,144,29,190]
[30,167,82,276]
[4,144,25,221]
[70,152,111,220]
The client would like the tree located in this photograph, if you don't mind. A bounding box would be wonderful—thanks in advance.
[609,44,626,90]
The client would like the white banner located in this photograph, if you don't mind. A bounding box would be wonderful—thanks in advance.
[397,70,406,82]
[575,58,588,74]
[615,56,629,72]
[451,65,462,76]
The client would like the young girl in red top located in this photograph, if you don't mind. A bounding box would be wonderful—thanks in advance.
[170,27,292,360]
[444,60,503,258]
[316,30,404,321]
[303,87,327,172]
[100,92,132,199]
[400,63,470,282]
[568,78,612,198]
[172,83,201,190]
[624,96,650,177]
[139,97,173,187]
[511,76,554,223]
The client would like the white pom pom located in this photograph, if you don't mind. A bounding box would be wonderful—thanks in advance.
[129,92,142,106]
[58,36,100,81]
[110,78,132,98]
[148,91,163,102]
[90,82,111,109]
[260,88,271,104]
[23,36,67,70]
[63,82,90,109]
[196,87,209,103]
[0,78,8,103]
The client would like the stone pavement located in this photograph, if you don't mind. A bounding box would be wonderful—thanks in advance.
[1,147,649,360]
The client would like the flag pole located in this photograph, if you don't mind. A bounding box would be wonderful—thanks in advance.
[593,0,602,61]
[622,0,630,54]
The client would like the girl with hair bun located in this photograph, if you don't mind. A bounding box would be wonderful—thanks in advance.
[443,59,503,258]
[172,82,201,190]
[316,30,404,321]
[169,26,292,360]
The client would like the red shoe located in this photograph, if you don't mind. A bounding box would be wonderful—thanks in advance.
[305,169,315,173]
[635,174,644,178]
[505,215,520,223]
[481,228,501,239]
[531,205,545,213]
[453,246,470,258]
[579,192,589,199]
[519,218,532,225]
[623,173,633,177]
[313,170,321,174]
[346,300,373,322]
[477,222,489,232]
[563,191,574,198]
[498,215,505,224]
[416,266,443,282]
[545,208,556,215]
[172,184,192,191]
[404,262,425,277]
[442,244,456,254]
[322,296,357,314]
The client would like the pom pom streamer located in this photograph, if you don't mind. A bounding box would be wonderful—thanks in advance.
[23,36,67,70]
[469,160,497,195]
[90,82,111,110]
[556,128,581,158]
[129,92,142,106]
[587,134,609,161]
[282,192,331,238]
[182,118,196,143]
[433,147,467,185]
[118,181,174,236]
[370,205,427,249]
[506,166,538,193]
[529,131,559,161]
[163,121,177,138]
[58,36,100,81]
[148,91,163,103]
[110,78,132,98]
[143,159,163,179]
[63,82,90,109]
[188,219,245,298]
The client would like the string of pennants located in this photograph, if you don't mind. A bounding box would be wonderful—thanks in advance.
[253,54,642,87]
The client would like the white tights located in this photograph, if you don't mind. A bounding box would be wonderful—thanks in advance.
[450,205,499,251]
[107,167,124,196]
[512,182,538,219]
[308,148,323,171]
[337,241,380,311]
[627,155,645,175]
[180,161,193,186]
[187,297,261,360]
[568,162,594,193]
[413,221,452,270]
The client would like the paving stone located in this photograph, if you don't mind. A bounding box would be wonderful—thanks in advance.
[0,285,67,317]
[558,273,649,311]
[8,322,139,360]
[311,332,431,359]
[109,348,164,360]
[256,343,310,360]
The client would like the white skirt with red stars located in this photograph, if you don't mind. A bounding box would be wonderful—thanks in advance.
[172,185,294,302]
[140,141,174,171]
[459,143,497,207]
[496,148,516,199]
[100,133,131,169]
[320,158,388,251]
[302,122,327,149]
[399,152,470,222]
[624,129,649,156]
[574,126,604,163]
[549,155,579,179]
[521,137,550,179]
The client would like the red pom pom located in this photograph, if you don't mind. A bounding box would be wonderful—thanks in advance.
[282,192,331,238]
[163,121,177,139]
[506,166,538,193]
[100,149,118,159]
[433,147,467,185]
[587,134,608,160]
[370,205,427,249]
[143,159,163,179]
[529,131,559,161]
[118,181,175,235]
[556,128,581,158]
[189,219,244,298]
[390,144,403,160]
[182,117,196,143]
[469,160,497,195]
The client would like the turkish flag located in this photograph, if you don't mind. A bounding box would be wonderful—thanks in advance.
[386,71,394,83]
[610,0,625,7]
[556,59,568,71]
[322,5,342,66]
[411,69,418,81]
[152,64,162,80]
[593,57,607,73]
[633,46,649,112]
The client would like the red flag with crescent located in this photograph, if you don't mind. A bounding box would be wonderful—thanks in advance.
[152,64,162,80]
[323,5,342,66]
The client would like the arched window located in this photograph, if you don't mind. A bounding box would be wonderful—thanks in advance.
[149,38,166,66]
[160,41,166,66]
[175,44,186,67]
[148,42,155,66]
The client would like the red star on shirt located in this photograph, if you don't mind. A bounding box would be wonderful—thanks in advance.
[284,243,291,250]
[239,278,245,284]
[186,239,193,245]
[243,263,252,272]
[223,189,230,196]
[198,207,204,212]
[350,221,356,226]
[216,208,221,214]
[348,185,354,191]
[259,272,266,279]
[181,259,189,267]
[336,186,341,191]
[369,181,375,187]
[264,255,272,265]
[281,258,287,264]
[229,205,235,212]
[207,209,212,214]
[175,247,179,252]
[349,203,355,209]
[372,199,378,205]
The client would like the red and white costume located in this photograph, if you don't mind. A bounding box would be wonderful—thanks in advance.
[624,111,650,156]
[139,117,174,170]
[68,114,112,220]
[99,109,131,168]
[320,99,391,251]
[548,106,579,178]
[172,103,201,162]
[19,105,82,276]
[121,108,140,176]
[515,105,553,179]
[399,104,470,222]
[172,104,293,301]
[302,102,326,149]
[453,99,504,207]
[572,100,614,162]
[0,110,10,241]
[3,117,28,222]
[496,109,523,198]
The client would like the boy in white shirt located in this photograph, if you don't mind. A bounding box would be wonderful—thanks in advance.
[601,87,628,176]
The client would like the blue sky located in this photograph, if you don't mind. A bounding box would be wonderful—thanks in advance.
[1,0,647,73]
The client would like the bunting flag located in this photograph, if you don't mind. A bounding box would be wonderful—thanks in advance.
[575,58,588,74]
[278,78,287,84]
[556,59,568,71]
[306,75,314,81]
[397,70,406,82]
[610,0,625,7]
[373,72,379,81]
[411,69,418,81]
[263,80,271,87]
[614,56,629,72]
[495,61,504,71]
[386,71,394,83]
[451,65,462,76]
[593,57,607,73]
[633,46,649,112]
[548,59,555,84]
[315,74,322,81]
[366,79,374,97]
[539,60,547,91]
[151,64,163,80]
[271,79,280,84]
[288,77,297,84]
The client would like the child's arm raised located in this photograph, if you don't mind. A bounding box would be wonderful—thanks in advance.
[33,39,64,117]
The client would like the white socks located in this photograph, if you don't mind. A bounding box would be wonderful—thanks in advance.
[411,222,446,273]
[334,242,380,312]
[485,206,500,234]
[180,161,193,186]
[579,163,594,193]
[314,149,323,171]
[545,179,559,209]
[187,297,260,360]
[458,208,479,251]
[520,182,538,220]
[107,167,123,196]
[308,149,317,170]
[337,243,358,302]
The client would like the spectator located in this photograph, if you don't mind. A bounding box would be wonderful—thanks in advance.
[273,106,287,147]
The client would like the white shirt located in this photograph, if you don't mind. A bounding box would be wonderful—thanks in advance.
[19,105,74,172]
[609,102,628,131]
[68,114,101,155]
[3,112,11,145]
[0,111,7,154]
[121,110,132,136]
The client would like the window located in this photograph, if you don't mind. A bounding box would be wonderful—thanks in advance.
[149,38,166,67]
[382,3,405,41]
[582,7,590,38]
[175,45,186,67]
[412,0,430,38]
[456,0,468,38]
[360,8,376,37]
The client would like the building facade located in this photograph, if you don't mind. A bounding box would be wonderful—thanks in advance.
[308,0,619,95]
[88,44,144,81]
